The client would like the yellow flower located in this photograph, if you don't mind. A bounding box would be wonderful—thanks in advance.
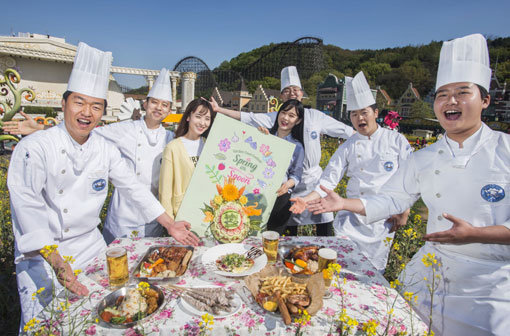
[327,263,342,274]
[23,317,40,332]
[63,255,75,264]
[422,253,438,267]
[393,242,400,251]
[131,230,139,238]
[239,195,248,205]
[390,279,401,289]
[384,237,393,246]
[214,195,223,205]
[73,269,82,276]
[39,244,58,258]
[346,317,358,327]
[404,228,414,238]
[203,211,214,223]
[221,183,239,201]
[362,320,379,336]
[424,331,435,336]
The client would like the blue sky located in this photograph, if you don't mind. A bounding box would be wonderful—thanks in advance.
[2,0,509,88]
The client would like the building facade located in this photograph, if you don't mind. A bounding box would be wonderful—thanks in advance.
[396,82,421,117]
[247,84,280,113]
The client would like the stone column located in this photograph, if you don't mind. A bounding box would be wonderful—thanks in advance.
[170,76,177,111]
[180,72,196,113]
[145,75,155,90]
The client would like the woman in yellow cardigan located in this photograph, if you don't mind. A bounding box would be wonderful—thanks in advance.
[159,99,216,218]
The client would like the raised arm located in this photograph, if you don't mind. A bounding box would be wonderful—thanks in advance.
[204,96,241,120]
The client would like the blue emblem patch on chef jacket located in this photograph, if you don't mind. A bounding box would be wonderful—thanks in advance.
[310,131,318,139]
[480,184,505,202]
[92,179,106,191]
[384,161,394,171]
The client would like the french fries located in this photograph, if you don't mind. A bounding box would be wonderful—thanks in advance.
[259,275,307,300]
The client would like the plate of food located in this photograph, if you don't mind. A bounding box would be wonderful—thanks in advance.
[201,243,267,277]
[174,286,242,318]
[97,283,164,329]
[244,265,324,325]
[133,245,193,280]
[280,245,323,276]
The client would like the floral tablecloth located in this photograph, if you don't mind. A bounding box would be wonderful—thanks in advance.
[39,236,428,335]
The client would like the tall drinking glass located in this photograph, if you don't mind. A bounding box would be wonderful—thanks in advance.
[262,231,279,264]
[106,247,129,287]
[318,248,337,299]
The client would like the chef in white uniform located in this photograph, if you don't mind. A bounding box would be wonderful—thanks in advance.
[100,68,175,243]
[9,43,198,329]
[290,71,412,271]
[207,66,354,235]
[304,34,510,335]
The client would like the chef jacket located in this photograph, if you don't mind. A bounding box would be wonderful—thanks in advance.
[316,126,412,270]
[241,109,354,225]
[361,123,510,334]
[95,119,174,243]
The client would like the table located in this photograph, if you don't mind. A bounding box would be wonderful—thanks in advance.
[36,236,428,335]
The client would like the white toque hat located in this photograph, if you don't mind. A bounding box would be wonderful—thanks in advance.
[346,71,375,111]
[280,66,302,92]
[148,68,172,102]
[67,42,112,100]
[435,33,492,91]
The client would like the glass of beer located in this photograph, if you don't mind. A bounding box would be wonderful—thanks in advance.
[318,248,337,299]
[262,231,279,264]
[106,247,129,287]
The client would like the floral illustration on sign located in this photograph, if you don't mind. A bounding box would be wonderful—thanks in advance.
[259,144,270,155]
[245,136,257,150]
[231,132,239,143]
[265,158,276,168]
[213,153,227,160]
[218,163,225,171]
[201,177,262,243]
[205,164,223,184]
[263,167,274,179]
[219,138,231,152]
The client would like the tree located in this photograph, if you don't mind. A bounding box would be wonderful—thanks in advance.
[410,100,434,119]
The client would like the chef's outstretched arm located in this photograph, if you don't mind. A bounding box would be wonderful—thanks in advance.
[306,185,366,216]
[157,213,200,246]
[41,248,89,296]
[424,213,510,245]
[202,96,241,120]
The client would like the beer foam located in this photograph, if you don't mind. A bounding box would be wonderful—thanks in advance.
[262,231,279,240]
[107,247,126,258]
[318,248,337,260]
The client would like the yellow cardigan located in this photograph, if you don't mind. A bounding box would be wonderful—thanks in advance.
[158,137,197,218]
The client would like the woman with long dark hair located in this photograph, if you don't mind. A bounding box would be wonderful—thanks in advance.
[159,99,216,218]
[264,99,305,234]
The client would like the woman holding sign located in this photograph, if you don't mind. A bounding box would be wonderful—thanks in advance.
[263,99,305,234]
[159,99,216,218]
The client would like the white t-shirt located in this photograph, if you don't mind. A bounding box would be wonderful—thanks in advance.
[180,137,204,166]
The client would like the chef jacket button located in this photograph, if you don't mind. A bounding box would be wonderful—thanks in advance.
[61,149,65,154]
[436,193,441,198]
[435,170,440,175]
[360,192,364,195]
[137,158,141,161]
[64,228,69,233]
[360,168,364,171]
[357,155,361,158]
[61,169,66,174]
[63,208,68,213]
[138,143,141,147]
[59,189,63,194]
[438,150,444,154]
[437,215,443,220]
[137,172,141,176]
[140,130,142,134]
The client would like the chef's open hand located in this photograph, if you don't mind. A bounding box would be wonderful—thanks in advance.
[201,96,219,112]
[289,197,306,214]
[388,209,411,233]
[2,111,43,136]
[423,213,476,244]
[167,220,200,246]
[306,185,343,214]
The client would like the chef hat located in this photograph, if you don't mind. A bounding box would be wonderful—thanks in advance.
[67,42,112,100]
[435,33,491,91]
[148,68,173,102]
[346,71,375,111]
[280,66,302,92]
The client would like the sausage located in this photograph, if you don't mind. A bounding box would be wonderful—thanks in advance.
[275,290,291,325]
